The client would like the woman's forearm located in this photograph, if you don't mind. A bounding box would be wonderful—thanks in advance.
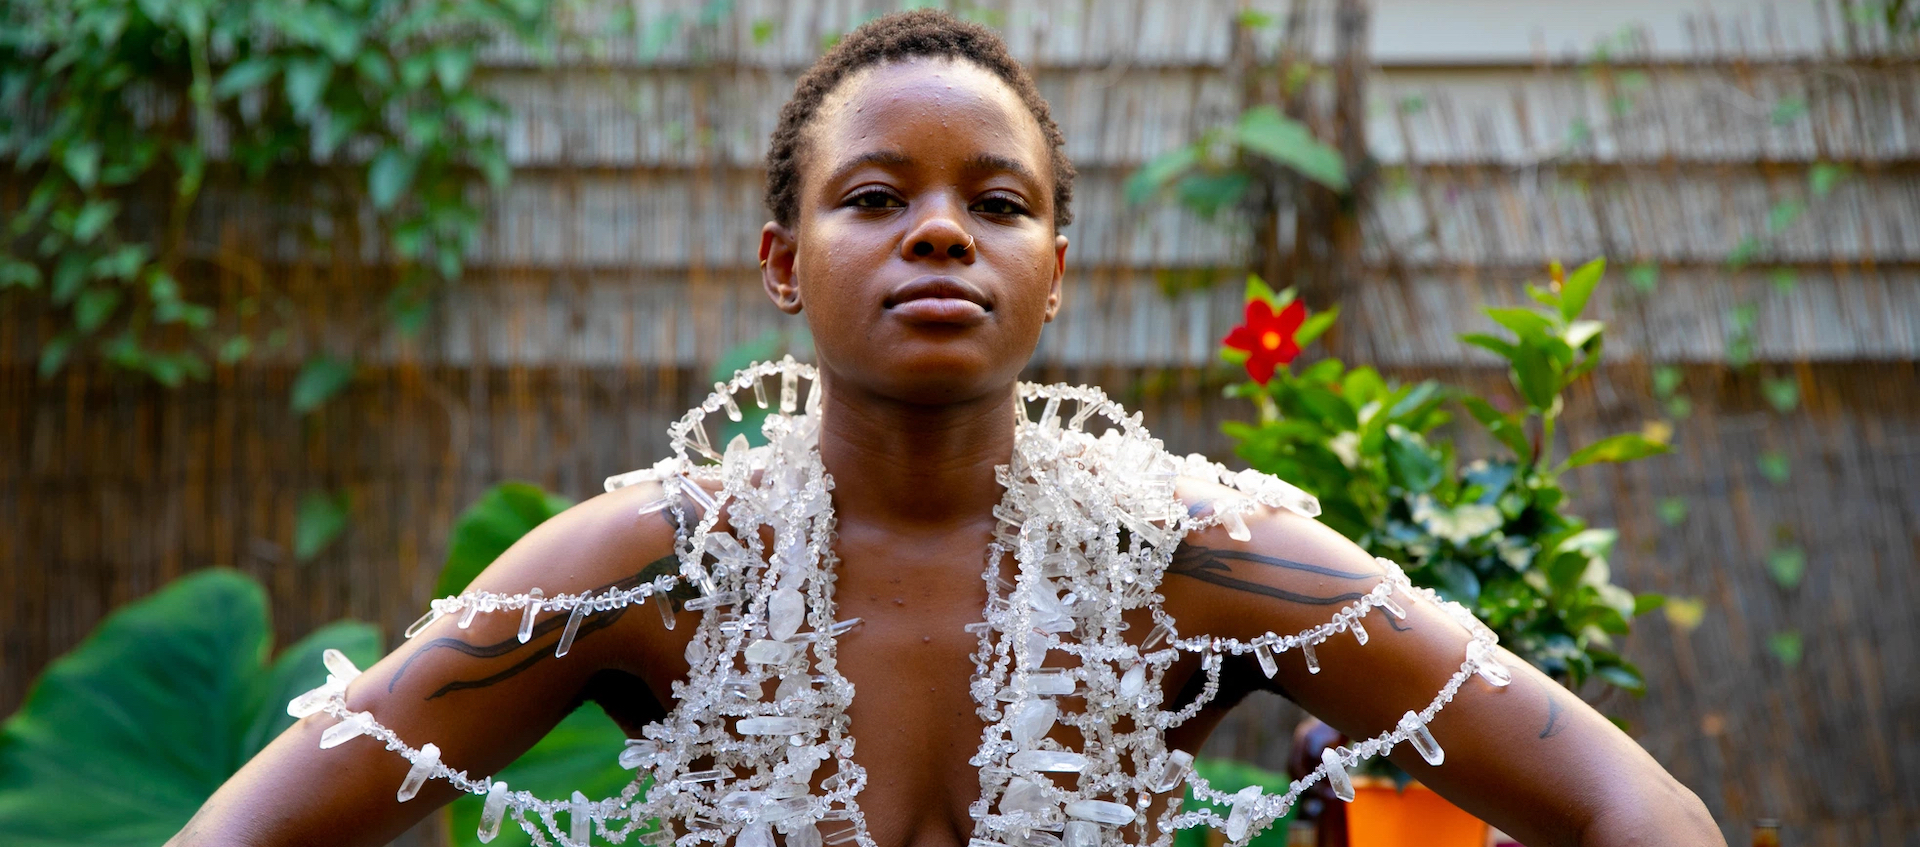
[1577,776,1725,847]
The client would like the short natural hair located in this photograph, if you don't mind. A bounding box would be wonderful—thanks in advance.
[763,9,1075,230]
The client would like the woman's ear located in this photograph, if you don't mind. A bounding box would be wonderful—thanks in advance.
[1043,233,1068,323]
[760,221,802,315]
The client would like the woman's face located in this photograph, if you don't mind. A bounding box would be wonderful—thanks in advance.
[760,57,1067,406]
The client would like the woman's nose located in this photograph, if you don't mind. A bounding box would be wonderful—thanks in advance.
[902,203,975,262]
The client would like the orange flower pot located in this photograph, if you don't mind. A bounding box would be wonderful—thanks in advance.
[1345,777,1489,847]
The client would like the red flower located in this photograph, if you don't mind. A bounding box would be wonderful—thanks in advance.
[1223,298,1307,385]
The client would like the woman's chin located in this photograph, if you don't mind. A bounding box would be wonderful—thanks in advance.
[825,344,1030,406]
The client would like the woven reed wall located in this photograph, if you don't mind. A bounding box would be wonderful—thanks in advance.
[3,1,1915,844]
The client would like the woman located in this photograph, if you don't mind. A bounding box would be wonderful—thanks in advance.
[172,11,1723,847]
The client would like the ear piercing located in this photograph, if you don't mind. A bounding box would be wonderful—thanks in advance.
[759,257,769,268]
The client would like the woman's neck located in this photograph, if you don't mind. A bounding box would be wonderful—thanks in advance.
[813,372,1017,533]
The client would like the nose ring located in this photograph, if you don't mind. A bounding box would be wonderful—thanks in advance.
[948,234,976,259]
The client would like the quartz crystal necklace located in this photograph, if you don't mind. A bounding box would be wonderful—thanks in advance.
[292,357,1511,847]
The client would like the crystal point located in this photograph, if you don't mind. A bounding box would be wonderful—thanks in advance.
[999,777,1050,815]
[1380,591,1408,620]
[780,370,798,413]
[397,743,439,802]
[789,824,823,847]
[570,790,591,845]
[769,587,806,641]
[458,602,480,629]
[1399,710,1444,766]
[518,589,543,644]
[556,600,588,657]
[1063,821,1100,847]
[405,609,441,639]
[1009,749,1087,773]
[478,780,509,843]
[287,678,338,718]
[1351,618,1369,646]
[654,591,676,630]
[1302,641,1320,674]
[1149,749,1194,793]
[1064,799,1135,824]
[1468,640,1513,687]
[1012,698,1058,746]
[1253,642,1278,678]
[319,711,373,749]
[321,648,361,684]
[1025,669,1075,696]
[619,738,658,769]
[1321,747,1354,802]
[1225,785,1260,840]
[737,716,814,735]
[744,639,798,665]
[1222,509,1252,542]
[1118,663,1146,698]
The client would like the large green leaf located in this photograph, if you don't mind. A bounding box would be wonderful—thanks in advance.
[437,482,576,597]
[0,570,380,846]
[1233,106,1348,191]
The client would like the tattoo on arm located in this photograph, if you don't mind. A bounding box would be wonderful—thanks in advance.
[1166,544,1378,606]
[389,553,687,700]
[1539,693,1567,739]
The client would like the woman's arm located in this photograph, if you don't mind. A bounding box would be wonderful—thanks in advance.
[1172,483,1724,847]
[168,482,684,847]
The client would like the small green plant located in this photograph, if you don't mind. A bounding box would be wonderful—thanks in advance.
[1219,259,1669,694]
[0,0,550,391]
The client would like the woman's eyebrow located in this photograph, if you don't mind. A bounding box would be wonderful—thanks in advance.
[821,150,1041,191]
[823,150,913,187]
[962,153,1040,189]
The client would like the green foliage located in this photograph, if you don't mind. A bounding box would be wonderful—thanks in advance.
[1222,261,1667,695]
[0,0,549,389]
[1765,546,1806,590]
[1756,450,1791,486]
[1767,631,1803,667]
[438,481,575,597]
[293,488,352,562]
[1126,106,1347,220]
[0,570,380,845]
[1656,496,1689,527]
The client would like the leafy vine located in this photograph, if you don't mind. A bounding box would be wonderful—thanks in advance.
[0,0,551,396]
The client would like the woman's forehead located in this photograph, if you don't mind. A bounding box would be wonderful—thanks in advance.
[808,57,1048,176]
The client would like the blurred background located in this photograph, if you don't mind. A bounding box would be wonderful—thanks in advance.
[2,1,1915,845]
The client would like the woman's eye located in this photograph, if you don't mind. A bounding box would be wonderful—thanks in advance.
[973,196,1028,216]
[847,191,903,209]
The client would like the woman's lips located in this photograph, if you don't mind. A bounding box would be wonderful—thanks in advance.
[889,297,988,324]
[884,276,991,326]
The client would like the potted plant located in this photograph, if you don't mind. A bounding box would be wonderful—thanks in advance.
[1219,260,1670,846]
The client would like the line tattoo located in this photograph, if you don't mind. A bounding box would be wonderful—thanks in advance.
[1166,544,1377,605]
[389,553,686,699]
[1540,694,1568,739]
